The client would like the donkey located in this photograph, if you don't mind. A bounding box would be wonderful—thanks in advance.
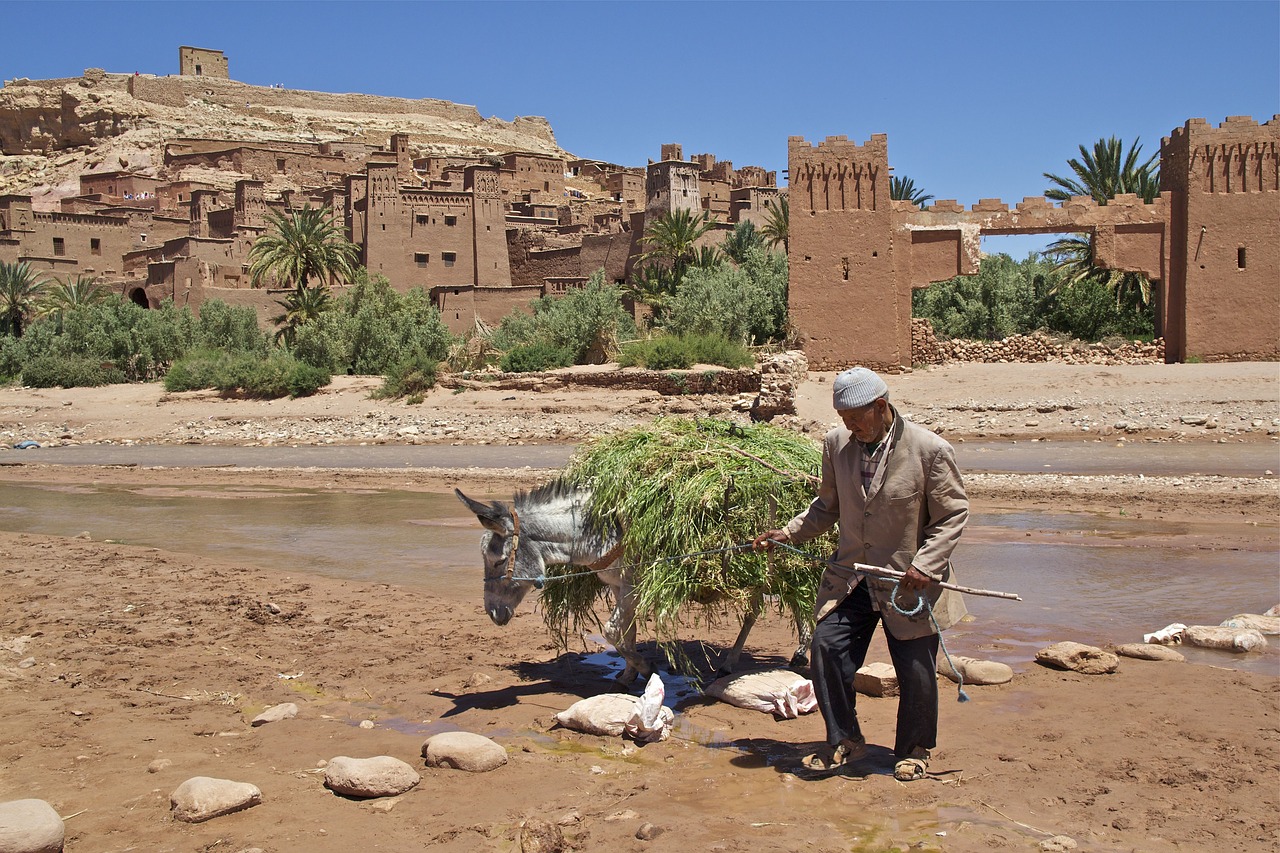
[456,482,811,687]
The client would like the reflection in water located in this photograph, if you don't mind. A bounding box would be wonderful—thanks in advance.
[0,482,1275,675]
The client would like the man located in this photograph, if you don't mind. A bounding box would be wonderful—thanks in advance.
[753,367,968,781]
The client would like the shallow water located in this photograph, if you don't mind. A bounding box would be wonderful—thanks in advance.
[0,481,1274,676]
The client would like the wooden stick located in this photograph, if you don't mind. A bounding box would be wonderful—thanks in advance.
[849,562,1022,601]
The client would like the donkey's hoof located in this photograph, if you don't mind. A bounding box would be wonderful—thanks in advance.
[789,651,810,670]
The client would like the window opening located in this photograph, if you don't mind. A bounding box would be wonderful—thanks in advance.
[415,253,428,267]
[53,237,65,256]
[91,238,101,255]
[442,252,456,267]
[1238,247,1247,269]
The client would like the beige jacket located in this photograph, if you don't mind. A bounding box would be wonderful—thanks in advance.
[783,408,969,640]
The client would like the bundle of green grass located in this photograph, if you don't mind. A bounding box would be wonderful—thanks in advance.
[543,417,837,661]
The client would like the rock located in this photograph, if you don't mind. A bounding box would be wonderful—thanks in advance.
[170,776,262,823]
[854,661,899,697]
[0,798,64,853]
[636,822,665,840]
[323,755,420,798]
[147,758,173,773]
[1183,625,1267,652]
[1265,604,1280,618]
[936,655,1014,685]
[250,702,298,726]
[1179,414,1208,425]
[1039,836,1078,851]
[1113,643,1185,662]
[1035,642,1119,674]
[421,731,507,772]
[518,817,565,853]
[1219,613,1280,635]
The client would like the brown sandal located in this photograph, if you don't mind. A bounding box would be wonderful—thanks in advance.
[893,747,930,781]
[801,738,867,771]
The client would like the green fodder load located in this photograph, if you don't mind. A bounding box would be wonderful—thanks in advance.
[546,417,836,665]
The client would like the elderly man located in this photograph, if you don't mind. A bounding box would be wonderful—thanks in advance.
[754,367,968,781]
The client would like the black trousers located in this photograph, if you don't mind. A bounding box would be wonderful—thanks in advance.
[810,580,939,760]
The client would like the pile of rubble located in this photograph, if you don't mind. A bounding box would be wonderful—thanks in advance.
[912,319,1163,365]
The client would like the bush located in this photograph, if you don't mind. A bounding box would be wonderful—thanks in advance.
[665,248,788,345]
[501,341,574,373]
[287,274,454,375]
[165,349,329,398]
[619,333,753,370]
[488,271,634,367]
[374,351,439,399]
[20,354,125,388]
[164,348,234,392]
[193,300,270,354]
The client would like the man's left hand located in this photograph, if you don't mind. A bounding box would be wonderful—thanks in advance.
[900,565,933,592]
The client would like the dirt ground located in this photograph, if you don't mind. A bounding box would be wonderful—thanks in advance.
[0,362,1277,853]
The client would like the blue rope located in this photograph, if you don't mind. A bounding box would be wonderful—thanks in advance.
[776,541,970,704]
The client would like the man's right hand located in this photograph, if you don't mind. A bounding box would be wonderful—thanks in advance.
[752,529,789,551]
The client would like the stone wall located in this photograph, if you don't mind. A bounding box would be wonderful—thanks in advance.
[911,318,1164,365]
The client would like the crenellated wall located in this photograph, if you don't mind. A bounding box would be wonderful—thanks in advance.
[787,117,1279,369]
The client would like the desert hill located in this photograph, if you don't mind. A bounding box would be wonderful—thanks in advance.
[0,67,568,207]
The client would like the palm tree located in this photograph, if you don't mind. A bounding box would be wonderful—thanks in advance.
[0,261,48,338]
[760,196,789,254]
[247,205,360,290]
[640,208,715,282]
[720,220,763,265]
[270,281,332,347]
[890,175,934,209]
[1044,137,1159,204]
[39,274,110,321]
[1043,137,1160,308]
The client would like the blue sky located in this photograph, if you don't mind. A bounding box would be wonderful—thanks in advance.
[3,1,1277,256]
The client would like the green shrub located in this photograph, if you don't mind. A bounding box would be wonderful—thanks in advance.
[167,349,329,398]
[164,348,234,392]
[292,275,455,375]
[665,248,788,344]
[619,333,753,370]
[487,271,634,367]
[374,351,439,399]
[501,341,574,373]
[20,354,125,388]
[193,300,270,354]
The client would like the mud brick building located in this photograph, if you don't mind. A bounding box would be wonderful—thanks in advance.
[788,116,1279,368]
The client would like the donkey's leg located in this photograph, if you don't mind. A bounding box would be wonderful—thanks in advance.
[790,614,813,669]
[719,589,764,674]
[604,579,650,688]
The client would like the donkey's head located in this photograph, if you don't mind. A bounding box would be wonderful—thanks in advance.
[455,488,543,626]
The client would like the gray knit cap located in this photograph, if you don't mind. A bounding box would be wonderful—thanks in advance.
[832,367,888,410]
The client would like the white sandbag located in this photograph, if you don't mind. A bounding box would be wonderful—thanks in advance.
[1219,614,1280,635]
[704,668,817,718]
[555,694,642,737]
[1143,623,1187,644]
[554,689,673,742]
[1183,625,1268,653]
[624,673,673,742]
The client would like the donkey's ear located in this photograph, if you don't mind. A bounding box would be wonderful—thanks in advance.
[455,488,512,534]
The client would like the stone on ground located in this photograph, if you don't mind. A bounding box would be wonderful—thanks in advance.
[854,661,899,697]
[1113,643,1185,662]
[250,702,299,726]
[421,731,508,772]
[1035,642,1120,674]
[169,776,262,823]
[0,799,64,853]
[936,655,1014,685]
[1183,625,1267,652]
[323,755,420,798]
[1219,613,1280,635]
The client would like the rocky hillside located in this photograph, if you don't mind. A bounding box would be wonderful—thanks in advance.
[0,68,567,206]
